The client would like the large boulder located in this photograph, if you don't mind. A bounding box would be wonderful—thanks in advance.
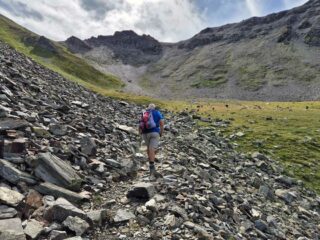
[24,219,44,239]
[0,159,37,185]
[33,153,82,191]
[127,182,156,200]
[63,216,89,236]
[35,182,89,203]
[0,218,26,240]
[0,186,24,207]
[44,198,87,223]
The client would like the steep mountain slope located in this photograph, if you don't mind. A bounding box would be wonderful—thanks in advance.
[0,40,319,240]
[65,0,320,101]
[0,14,123,90]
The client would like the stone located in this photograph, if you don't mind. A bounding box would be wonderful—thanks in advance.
[80,137,96,156]
[49,230,68,240]
[275,189,297,204]
[49,124,68,136]
[25,190,43,209]
[63,216,89,236]
[0,159,37,185]
[0,138,27,162]
[116,124,138,135]
[169,205,188,220]
[0,119,29,132]
[65,237,83,240]
[32,126,51,138]
[113,209,135,223]
[127,182,156,200]
[86,209,107,226]
[145,198,157,211]
[44,197,87,223]
[0,186,24,206]
[0,205,17,219]
[254,219,269,232]
[35,182,88,203]
[24,219,44,239]
[105,159,122,169]
[34,152,82,191]
[0,218,26,240]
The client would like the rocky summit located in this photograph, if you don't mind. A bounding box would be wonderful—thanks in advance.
[0,39,319,240]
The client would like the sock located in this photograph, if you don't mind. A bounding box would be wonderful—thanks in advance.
[149,162,155,172]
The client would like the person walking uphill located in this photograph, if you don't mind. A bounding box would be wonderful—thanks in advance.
[139,103,164,178]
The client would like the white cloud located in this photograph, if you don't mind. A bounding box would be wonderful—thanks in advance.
[0,0,310,42]
[245,0,262,16]
[0,0,205,42]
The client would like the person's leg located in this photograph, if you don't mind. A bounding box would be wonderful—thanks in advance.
[148,133,159,174]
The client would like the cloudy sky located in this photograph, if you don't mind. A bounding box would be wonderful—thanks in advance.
[0,0,308,42]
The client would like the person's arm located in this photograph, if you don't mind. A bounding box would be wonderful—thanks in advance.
[159,119,164,137]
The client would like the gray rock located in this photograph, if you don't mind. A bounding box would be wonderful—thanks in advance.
[0,218,26,240]
[86,209,107,226]
[24,219,44,239]
[34,152,82,191]
[63,216,89,236]
[0,159,37,185]
[169,205,188,220]
[80,137,96,156]
[254,219,269,233]
[114,209,135,223]
[0,205,17,219]
[44,198,87,223]
[35,182,89,203]
[0,186,24,206]
[127,182,156,200]
[49,230,67,240]
[49,124,68,136]
[0,119,29,131]
[275,189,297,204]
[105,159,122,169]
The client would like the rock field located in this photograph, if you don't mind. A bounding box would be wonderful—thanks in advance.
[0,40,319,239]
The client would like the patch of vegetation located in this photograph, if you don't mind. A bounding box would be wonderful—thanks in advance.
[238,65,267,91]
[165,101,320,193]
[0,14,123,90]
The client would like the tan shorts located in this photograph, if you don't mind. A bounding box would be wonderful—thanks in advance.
[142,132,160,150]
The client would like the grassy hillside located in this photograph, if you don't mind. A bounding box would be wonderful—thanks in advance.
[166,101,320,193]
[0,14,123,89]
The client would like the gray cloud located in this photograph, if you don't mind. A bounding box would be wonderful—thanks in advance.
[0,0,309,42]
[0,0,43,20]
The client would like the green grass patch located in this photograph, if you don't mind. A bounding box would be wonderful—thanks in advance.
[164,101,320,193]
[0,14,123,90]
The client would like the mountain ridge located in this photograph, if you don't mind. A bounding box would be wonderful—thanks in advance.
[63,0,320,101]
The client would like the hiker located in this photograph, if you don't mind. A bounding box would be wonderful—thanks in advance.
[139,103,164,177]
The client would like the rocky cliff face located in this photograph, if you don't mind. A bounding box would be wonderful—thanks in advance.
[65,30,162,66]
[64,0,320,101]
[0,40,319,239]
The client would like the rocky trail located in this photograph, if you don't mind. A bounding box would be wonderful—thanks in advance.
[0,40,319,240]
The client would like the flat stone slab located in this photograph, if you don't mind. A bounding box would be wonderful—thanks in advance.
[24,219,44,239]
[0,119,29,132]
[0,186,24,207]
[34,152,82,191]
[0,159,37,185]
[0,205,17,219]
[0,218,26,240]
[114,209,135,223]
[116,124,138,135]
[44,197,86,223]
[63,216,89,236]
[35,182,89,203]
